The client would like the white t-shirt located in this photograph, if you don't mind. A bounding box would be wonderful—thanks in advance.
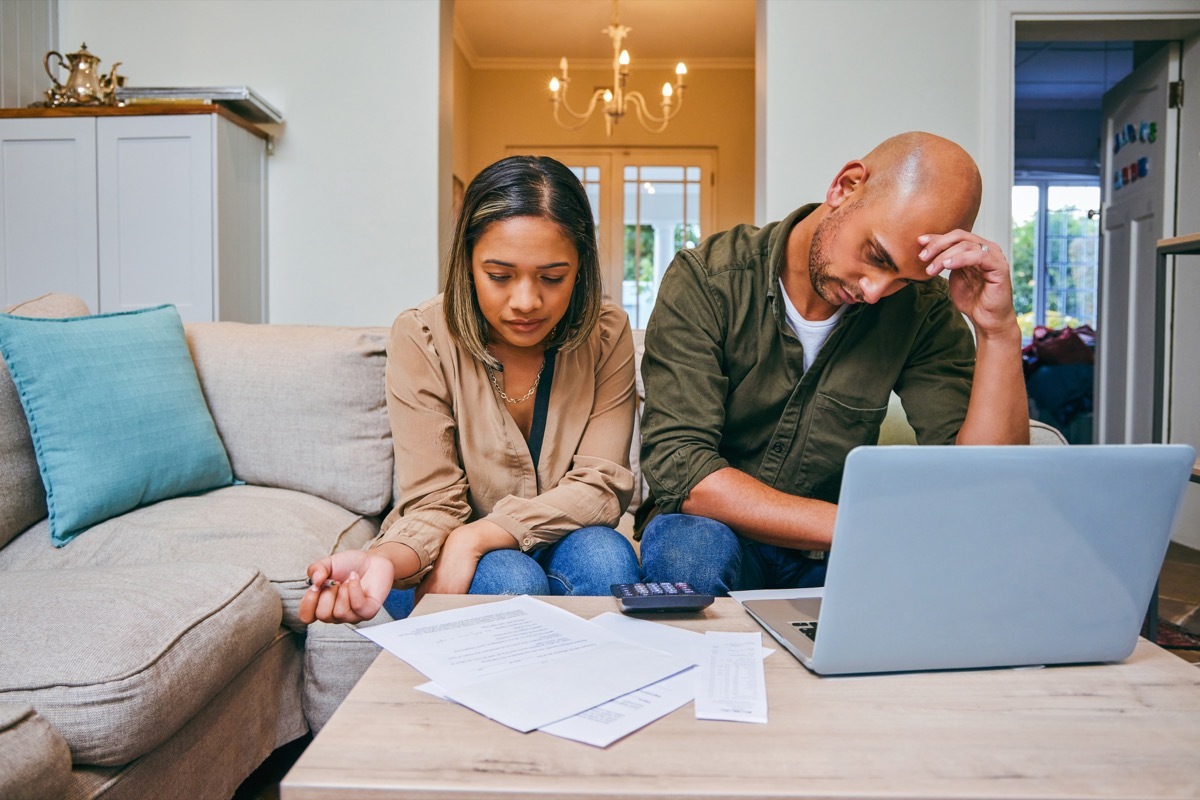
[779,278,847,372]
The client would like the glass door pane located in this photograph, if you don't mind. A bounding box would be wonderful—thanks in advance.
[568,165,601,227]
[621,162,704,328]
[1012,185,1039,338]
[1045,185,1100,329]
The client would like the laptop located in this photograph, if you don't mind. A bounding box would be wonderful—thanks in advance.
[743,444,1196,675]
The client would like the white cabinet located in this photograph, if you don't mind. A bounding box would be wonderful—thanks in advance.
[0,109,267,322]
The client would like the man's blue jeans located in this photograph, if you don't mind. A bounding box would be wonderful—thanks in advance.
[383,525,641,619]
[640,513,827,596]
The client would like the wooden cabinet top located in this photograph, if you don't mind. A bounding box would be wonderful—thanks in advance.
[0,103,270,141]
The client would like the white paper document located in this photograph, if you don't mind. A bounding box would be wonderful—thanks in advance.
[539,614,775,747]
[728,586,825,605]
[357,595,693,733]
[536,613,708,747]
[538,670,697,747]
[694,631,768,724]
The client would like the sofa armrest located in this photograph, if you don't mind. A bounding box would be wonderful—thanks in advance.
[0,704,71,800]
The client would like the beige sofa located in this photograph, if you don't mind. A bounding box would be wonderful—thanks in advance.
[0,293,397,800]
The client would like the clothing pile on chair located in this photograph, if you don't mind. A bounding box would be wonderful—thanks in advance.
[1022,325,1095,444]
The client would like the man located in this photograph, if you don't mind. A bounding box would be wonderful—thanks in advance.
[638,131,1029,594]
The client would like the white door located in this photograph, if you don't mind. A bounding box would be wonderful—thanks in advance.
[0,117,99,310]
[97,115,214,322]
[1097,43,1180,444]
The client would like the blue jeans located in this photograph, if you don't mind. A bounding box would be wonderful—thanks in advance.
[640,513,827,596]
[383,525,641,619]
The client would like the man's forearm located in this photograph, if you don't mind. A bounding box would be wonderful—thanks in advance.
[956,326,1030,445]
[680,467,837,549]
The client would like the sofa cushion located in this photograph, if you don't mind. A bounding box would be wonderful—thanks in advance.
[0,563,280,767]
[0,485,379,631]
[0,703,71,800]
[186,322,393,517]
[0,293,91,549]
[0,305,234,546]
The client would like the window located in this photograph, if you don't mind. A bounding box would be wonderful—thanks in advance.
[511,147,714,328]
[1011,180,1100,339]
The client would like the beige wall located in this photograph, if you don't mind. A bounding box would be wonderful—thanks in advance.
[458,62,755,234]
[452,43,472,195]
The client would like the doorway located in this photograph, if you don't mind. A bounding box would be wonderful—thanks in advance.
[1008,19,1200,448]
[1012,40,1147,444]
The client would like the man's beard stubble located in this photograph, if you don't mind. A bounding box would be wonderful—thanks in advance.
[807,200,863,305]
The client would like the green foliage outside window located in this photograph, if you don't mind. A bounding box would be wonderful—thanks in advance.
[1011,204,1094,339]
[1011,216,1036,320]
[674,223,700,252]
[624,224,655,283]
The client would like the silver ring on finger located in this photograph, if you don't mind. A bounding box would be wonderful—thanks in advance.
[980,244,989,255]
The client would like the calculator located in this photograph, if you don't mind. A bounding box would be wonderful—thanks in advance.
[610,582,715,613]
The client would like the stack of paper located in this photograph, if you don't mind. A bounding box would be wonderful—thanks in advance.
[358,595,771,747]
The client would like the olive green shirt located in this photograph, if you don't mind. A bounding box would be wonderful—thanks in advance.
[639,204,975,518]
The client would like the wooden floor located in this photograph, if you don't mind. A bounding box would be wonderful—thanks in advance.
[1159,541,1200,664]
[234,542,1200,800]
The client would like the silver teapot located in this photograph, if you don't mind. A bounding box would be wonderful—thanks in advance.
[44,43,122,106]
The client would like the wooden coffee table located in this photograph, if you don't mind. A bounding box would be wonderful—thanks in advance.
[282,595,1200,799]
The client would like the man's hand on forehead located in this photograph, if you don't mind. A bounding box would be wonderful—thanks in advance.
[917,229,1018,339]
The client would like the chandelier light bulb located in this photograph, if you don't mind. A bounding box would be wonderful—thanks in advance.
[662,82,673,98]
[604,89,614,103]
[549,77,560,93]
[619,50,630,66]
[676,62,687,76]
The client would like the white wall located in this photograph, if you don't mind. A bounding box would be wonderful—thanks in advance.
[1,0,56,108]
[758,0,985,228]
[60,0,446,326]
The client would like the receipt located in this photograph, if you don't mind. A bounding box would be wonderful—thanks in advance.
[693,631,768,724]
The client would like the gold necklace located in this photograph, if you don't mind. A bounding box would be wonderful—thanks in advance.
[485,356,545,404]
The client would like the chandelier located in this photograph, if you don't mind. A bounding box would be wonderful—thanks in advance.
[547,0,687,136]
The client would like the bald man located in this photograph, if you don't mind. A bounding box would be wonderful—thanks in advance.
[637,132,1029,594]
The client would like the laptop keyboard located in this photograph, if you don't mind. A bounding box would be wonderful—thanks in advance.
[790,620,818,641]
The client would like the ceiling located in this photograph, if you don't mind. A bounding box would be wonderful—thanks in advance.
[454,0,756,68]
[1014,41,1135,110]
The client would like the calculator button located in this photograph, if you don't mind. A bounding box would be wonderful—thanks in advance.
[647,583,664,594]
[662,583,679,594]
[633,584,649,595]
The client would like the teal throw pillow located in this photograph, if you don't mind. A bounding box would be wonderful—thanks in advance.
[0,304,234,546]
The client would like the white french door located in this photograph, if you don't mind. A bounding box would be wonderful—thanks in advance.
[509,147,715,329]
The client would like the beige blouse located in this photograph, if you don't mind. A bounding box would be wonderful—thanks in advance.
[371,294,636,588]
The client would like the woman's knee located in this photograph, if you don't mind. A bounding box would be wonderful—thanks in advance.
[543,526,641,595]
[469,550,549,595]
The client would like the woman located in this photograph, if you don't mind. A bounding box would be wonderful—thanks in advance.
[299,155,640,625]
